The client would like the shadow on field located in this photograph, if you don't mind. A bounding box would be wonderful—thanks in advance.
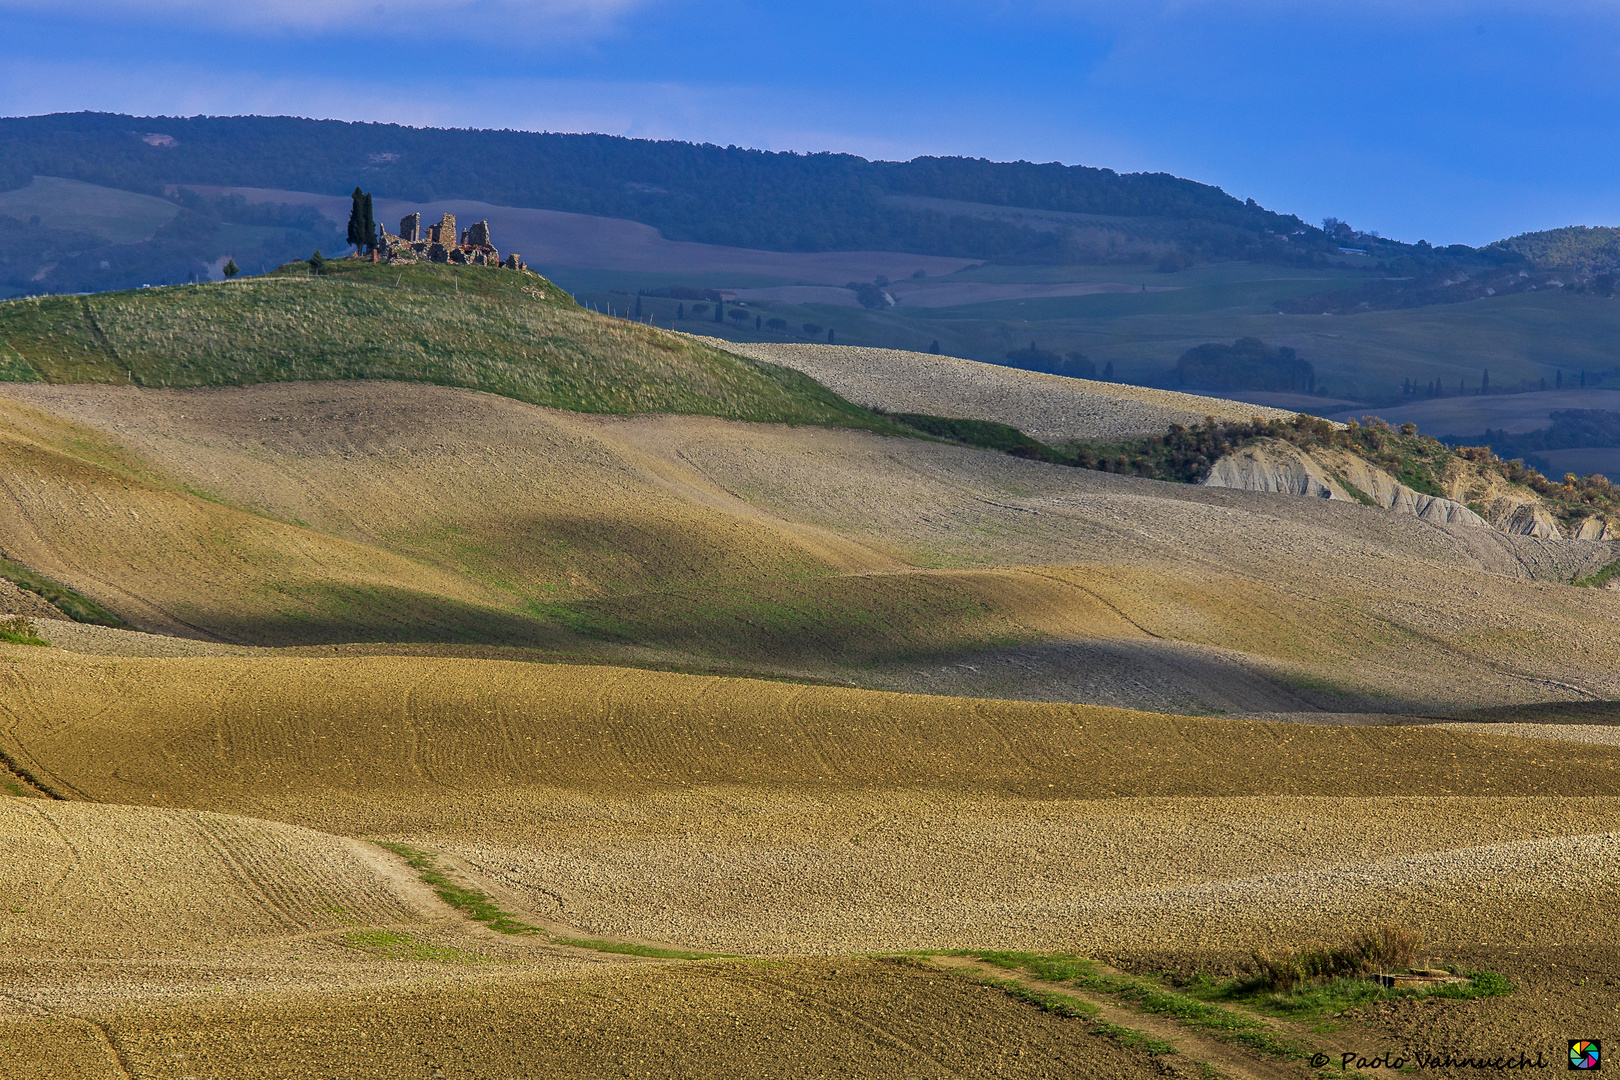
[1415,700,1620,726]
[878,636,1391,716]
[188,585,581,649]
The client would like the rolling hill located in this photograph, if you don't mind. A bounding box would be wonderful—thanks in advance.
[4,254,1620,1077]
[0,259,892,430]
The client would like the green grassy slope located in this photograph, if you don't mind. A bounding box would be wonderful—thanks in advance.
[0,260,903,432]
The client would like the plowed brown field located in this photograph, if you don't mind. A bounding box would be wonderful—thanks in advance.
[5,380,1619,713]
[3,378,1619,1077]
[5,649,1619,817]
[0,801,428,957]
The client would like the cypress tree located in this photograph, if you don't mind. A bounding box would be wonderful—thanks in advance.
[635,293,643,318]
[361,193,376,253]
[715,300,724,323]
[346,187,365,253]
[828,328,835,344]
[677,303,685,319]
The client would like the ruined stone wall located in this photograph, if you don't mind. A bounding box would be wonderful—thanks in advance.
[375,209,526,272]
[428,213,457,245]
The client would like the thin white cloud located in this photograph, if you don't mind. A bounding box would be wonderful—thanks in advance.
[0,0,650,37]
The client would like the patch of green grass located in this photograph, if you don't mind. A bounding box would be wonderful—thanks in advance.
[0,261,912,438]
[1330,473,1381,507]
[0,556,128,627]
[1575,557,1620,588]
[881,411,1072,462]
[988,979,1101,1020]
[376,842,541,936]
[961,951,1303,1060]
[379,842,741,960]
[341,929,483,964]
[0,337,40,381]
[1092,1021,1179,1056]
[0,625,48,647]
[974,975,1179,1057]
[1181,968,1513,1026]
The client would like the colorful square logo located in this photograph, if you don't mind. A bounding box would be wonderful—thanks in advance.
[1570,1041,1601,1070]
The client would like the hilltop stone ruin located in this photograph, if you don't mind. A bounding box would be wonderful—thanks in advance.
[377,211,527,270]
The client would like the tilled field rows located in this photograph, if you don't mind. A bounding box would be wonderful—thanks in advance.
[5,650,1620,820]
[0,801,426,956]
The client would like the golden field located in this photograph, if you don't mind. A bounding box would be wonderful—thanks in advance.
[1,366,1618,1078]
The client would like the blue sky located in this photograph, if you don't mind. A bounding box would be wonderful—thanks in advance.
[1,0,1616,246]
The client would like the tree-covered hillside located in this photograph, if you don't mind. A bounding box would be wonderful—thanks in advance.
[1488,226,1620,275]
[0,112,1339,270]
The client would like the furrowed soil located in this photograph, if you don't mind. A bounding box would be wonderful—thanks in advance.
[3,380,1617,711]
[3,378,1618,1077]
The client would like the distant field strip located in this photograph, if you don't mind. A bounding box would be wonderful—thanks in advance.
[718,341,1296,442]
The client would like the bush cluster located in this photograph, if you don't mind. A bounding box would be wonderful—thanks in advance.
[1251,924,1421,992]
[1066,413,1343,482]
[1454,443,1620,512]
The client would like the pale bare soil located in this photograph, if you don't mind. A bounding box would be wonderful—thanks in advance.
[718,340,1298,441]
[411,790,1620,959]
[8,649,1620,814]
[4,957,1176,1080]
[1432,721,1620,745]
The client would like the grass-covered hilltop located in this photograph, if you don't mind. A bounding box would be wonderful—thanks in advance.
[0,259,897,431]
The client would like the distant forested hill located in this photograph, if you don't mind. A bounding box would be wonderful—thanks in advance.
[1488,226,1620,275]
[0,112,1336,267]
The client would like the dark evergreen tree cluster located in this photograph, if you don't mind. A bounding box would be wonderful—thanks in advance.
[346,187,376,254]
[1174,338,1315,393]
